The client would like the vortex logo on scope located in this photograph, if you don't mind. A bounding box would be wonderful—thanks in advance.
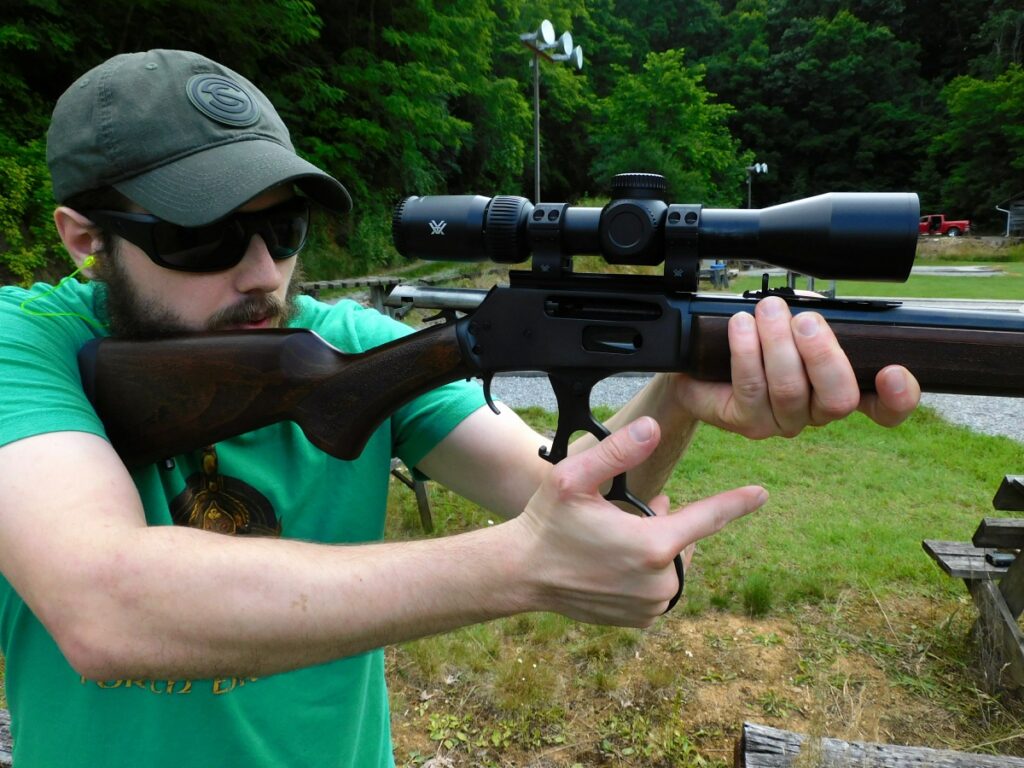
[186,74,261,127]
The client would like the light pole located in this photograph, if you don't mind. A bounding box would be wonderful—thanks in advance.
[746,162,767,208]
[520,20,584,203]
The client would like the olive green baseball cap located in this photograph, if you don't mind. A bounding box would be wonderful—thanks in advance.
[47,49,352,226]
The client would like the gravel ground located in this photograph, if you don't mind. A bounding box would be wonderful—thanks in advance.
[918,393,1024,445]
[490,374,1024,445]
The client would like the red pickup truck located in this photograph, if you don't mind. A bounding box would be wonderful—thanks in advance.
[919,213,970,237]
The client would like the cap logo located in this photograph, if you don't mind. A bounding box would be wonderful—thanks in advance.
[186,74,261,127]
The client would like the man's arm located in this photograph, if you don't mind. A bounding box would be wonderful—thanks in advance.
[0,422,761,682]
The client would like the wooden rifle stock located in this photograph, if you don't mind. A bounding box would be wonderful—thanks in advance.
[78,287,1024,470]
[78,323,476,469]
[691,316,1024,396]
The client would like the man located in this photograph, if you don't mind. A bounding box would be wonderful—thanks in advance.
[0,50,920,766]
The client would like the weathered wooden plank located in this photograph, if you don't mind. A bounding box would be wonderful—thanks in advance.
[975,515,1024,547]
[993,478,1024,513]
[736,721,1024,767]
[999,547,1024,618]
[0,708,11,768]
[922,540,1008,580]
[968,579,1024,690]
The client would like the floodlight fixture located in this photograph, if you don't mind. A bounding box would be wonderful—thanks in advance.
[553,45,584,70]
[520,20,556,47]
[552,31,573,56]
[520,21,585,203]
[746,161,769,208]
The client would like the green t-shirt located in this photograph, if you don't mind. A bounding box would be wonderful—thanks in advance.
[0,279,485,767]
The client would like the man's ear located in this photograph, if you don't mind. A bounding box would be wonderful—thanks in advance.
[53,206,104,279]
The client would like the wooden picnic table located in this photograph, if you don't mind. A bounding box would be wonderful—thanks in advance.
[923,475,1024,691]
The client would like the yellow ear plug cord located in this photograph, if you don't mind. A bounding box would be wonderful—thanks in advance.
[19,255,108,330]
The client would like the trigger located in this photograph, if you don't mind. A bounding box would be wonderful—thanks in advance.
[482,375,500,415]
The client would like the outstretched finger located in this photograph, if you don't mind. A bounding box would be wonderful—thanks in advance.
[668,485,769,549]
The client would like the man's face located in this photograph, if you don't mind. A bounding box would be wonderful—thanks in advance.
[95,186,304,339]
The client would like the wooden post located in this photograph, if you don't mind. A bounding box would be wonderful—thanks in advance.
[736,722,1024,767]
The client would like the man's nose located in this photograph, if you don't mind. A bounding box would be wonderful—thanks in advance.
[233,235,289,293]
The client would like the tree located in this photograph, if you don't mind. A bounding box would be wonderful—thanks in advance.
[969,1,1024,78]
[717,9,931,201]
[929,65,1024,229]
[0,0,323,282]
[589,49,746,206]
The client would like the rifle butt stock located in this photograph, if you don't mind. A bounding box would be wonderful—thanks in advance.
[79,323,477,468]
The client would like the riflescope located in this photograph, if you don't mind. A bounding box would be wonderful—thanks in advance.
[393,172,920,286]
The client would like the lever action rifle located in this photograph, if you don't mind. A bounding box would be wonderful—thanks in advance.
[79,171,1024,472]
[78,173,1024,574]
[77,172,1024,606]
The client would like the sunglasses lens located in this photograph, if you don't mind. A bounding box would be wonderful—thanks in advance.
[261,204,309,259]
[153,200,309,271]
[152,222,243,271]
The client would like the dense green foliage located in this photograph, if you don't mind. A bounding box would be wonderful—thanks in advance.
[2,0,1022,282]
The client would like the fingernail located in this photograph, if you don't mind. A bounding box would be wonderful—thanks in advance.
[733,311,754,331]
[629,417,654,442]
[793,312,819,337]
[884,366,907,394]
[760,297,783,318]
[753,488,769,507]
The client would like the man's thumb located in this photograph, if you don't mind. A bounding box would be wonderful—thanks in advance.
[565,417,661,494]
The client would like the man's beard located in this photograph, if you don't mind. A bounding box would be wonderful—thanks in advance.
[95,251,304,339]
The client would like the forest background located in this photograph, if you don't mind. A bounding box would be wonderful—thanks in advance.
[1,0,1022,284]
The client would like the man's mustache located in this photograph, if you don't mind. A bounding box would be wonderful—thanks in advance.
[207,295,287,329]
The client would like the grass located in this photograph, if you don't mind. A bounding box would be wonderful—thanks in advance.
[381,239,1024,764]
[390,405,1023,612]
[727,267,1024,301]
[385,403,1024,766]
[664,408,1023,607]
[715,238,1024,300]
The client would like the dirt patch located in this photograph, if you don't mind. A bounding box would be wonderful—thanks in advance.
[387,593,1024,766]
[916,235,1022,258]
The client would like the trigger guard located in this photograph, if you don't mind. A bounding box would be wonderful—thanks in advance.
[543,372,685,612]
[605,479,685,613]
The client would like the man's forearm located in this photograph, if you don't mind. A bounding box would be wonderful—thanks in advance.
[52,521,531,681]
[0,431,534,681]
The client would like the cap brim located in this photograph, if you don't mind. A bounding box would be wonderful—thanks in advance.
[114,138,353,226]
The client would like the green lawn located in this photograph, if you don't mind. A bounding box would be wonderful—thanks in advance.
[389,405,1024,612]
[727,265,1024,301]
[385,405,1024,766]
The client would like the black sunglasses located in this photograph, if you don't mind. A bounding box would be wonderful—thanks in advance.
[84,197,311,273]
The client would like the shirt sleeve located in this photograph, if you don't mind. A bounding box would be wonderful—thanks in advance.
[0,286,109,450]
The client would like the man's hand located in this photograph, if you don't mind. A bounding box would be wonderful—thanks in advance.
[673,295,921,438]
[512,416,768,627]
